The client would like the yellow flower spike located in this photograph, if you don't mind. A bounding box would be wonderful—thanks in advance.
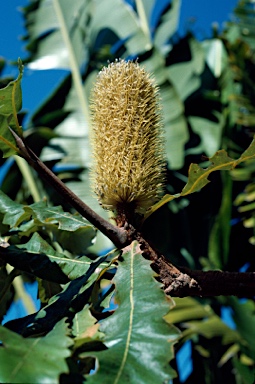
[90,59,165,225]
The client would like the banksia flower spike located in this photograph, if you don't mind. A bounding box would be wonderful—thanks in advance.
[90,59,165,225]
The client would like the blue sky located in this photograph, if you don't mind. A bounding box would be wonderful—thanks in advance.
[1,0,238,121]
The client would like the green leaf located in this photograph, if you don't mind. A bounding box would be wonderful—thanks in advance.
[182,315,241,345]
[218,343,240,367]
[0,60,23,123]
[19,201,96,253]
[166,38,204,101]
[180,150,234,196]
[187,113,225,157]
[153,0,181,50]
[9,255,110,337]
[233,357,255,384]
[142,193,180,221]
[25,0,147,71]
[16,201,94,231]
[0,232,107,282]
[72,305,103,350]
[73,304,98,338]
[142,49,189,170]
[0,266,16,321]
[146,136,255,218]
[229,297,255,358]
[0,189,24,227]
[24,0,90,70]
[0,61,23,157]
[181,136,255,196]
[0,240,67,284]
[208,172,233,268]
[202,39,227,79]
[85,241,179,384]
[0,319,72,384]
[164,297,213,324]
[0,190,96,252]
[0,116,19,157]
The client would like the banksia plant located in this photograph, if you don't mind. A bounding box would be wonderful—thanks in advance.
[90,59,165,226]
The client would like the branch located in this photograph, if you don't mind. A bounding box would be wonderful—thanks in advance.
[175,268,255,298]
[135,231,255,298]
[9,128,127,248]
[8,129,255,298]
[157,256,255,298]
[160,258,255,298]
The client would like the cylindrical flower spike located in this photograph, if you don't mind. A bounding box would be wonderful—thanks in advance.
[90,59,165,223]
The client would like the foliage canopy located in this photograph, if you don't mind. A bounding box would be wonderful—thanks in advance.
[0,1,255,383]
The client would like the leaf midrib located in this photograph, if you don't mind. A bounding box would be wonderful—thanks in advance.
[114,244,135,384]
[8,338,40,382]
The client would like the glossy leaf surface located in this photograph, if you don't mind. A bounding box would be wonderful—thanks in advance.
[86,241,179,383]
[0,319,72,384]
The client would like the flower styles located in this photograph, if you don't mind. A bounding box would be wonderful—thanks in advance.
[90,59,165,222]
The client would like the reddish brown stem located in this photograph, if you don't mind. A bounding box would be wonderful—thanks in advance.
[9,128,128,248]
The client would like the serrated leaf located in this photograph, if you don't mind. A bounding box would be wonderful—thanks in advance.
[0,240,67,284]
[0,190,96,252]
[182,136,255,195]
[73,305,98,338]
[146,137,255,218]
[0,319,72,384]
[17,200,95,232]
[20,201,96,253]
[180,150,235,196]
[5,255,110,337]
[85,241,179,384]
[72,305,102,350]
[0,232,106,282]
[0,189,24,227]
[0,61,23,121]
